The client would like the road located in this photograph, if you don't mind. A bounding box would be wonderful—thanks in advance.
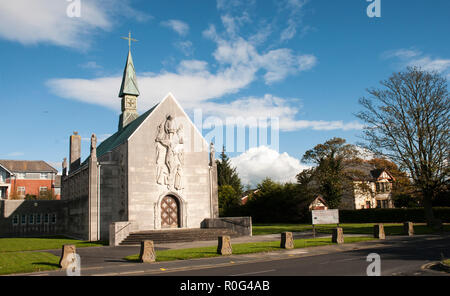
[147,235,450,276]
[21,234,450,276]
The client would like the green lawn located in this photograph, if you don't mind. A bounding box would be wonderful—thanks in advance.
[443,259,450,267]
[0,252,60,275]
[0,236,106,275]
[252,223,450,236]
[124,236,375,262]
[0,236,107,253]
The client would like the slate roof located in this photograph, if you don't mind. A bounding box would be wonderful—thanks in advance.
[81,103,159,166]
[0,160,58,173]
[344,162,393,181]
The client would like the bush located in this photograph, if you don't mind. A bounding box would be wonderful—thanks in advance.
[239,180,306,223]
[24,194,37,200]
[339,207,450,223]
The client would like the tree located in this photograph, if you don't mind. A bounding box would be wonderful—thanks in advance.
[218,185,241,216]
[356,67,449,226]
[216,147,243,195]
[216,147,243,217]
[301,137,358,208]
[243,178,302,223]
[367,158,415,206]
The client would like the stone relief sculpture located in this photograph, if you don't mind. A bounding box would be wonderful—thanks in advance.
[155,115,184,190]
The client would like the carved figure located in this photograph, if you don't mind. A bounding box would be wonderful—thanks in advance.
[155,115,184,190]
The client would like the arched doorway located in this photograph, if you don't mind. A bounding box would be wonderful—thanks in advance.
[161,195,180,228]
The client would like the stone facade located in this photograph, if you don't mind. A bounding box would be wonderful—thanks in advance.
[58,94,219,242]
[0,50,219,242]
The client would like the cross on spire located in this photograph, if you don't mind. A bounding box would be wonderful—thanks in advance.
[121,31,138,52]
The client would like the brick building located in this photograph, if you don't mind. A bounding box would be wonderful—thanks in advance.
[0,160,59,200]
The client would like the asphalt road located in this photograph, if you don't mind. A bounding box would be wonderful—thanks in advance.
[22,234,450,277]
[150,235,450,276]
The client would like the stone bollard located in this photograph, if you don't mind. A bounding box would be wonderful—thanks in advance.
[59,244,77,269]
[280,232,294,249]
[139,240,156,263]
[374,224,386,240]
[403,222,414,236]
[217,236,232,255]
[332,227,344,244]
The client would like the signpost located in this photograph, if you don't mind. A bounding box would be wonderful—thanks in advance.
[311,209,339,238]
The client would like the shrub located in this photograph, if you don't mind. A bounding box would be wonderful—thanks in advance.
[339,207,450,223]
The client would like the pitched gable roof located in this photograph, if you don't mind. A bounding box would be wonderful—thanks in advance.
[82,103,158,166]
[0,160,58,173]
[81,93,209,167]
[344,162,394,181]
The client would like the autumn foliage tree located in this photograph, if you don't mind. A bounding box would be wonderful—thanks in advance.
[356,67,449,227]
[300,137,359,208]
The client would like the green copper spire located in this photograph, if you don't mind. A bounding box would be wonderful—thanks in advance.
[119,50,140,97]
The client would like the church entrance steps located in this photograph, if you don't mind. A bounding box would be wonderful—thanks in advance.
[119,228,239,245]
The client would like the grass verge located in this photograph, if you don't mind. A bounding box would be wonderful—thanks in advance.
[252,223,450,236]
[124,236,375,262]
[0,236,107,253]
[0,236,106,275]
[443,259,450,267]
[0,252,60,275]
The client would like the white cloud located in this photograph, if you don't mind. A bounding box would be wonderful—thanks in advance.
[79,61,103,70]
[382,49,421,60]
[48,18,318,112]
[200,94,363,131]
[47,63,254,112]
[407,57,450,73]
[383,48,450,75]
[216,0,254,12]
[0,0,151,49]
[230,146,310,187]
[205,26,317,84]
[46,3,360,133]
[161,19,190,36]
[280,0,309,42]
[175,40,194,56]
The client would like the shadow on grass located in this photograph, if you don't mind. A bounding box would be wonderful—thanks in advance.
[32,262,60,268]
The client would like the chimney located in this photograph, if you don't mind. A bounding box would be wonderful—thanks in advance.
[69,131,81,172]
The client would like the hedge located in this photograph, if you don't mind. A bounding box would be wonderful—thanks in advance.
[338,207,450,223]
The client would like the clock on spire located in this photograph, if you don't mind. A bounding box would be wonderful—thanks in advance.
[118,31,140,130]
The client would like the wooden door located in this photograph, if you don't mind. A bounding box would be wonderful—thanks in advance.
[161,196,179,228]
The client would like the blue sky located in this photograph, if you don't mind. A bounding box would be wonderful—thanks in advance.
[1,0,449,186]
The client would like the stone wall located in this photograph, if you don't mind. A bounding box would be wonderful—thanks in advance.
[65,197,89,240]
[109,221,138,246]
[201,217,252,236]
[0,200,67,237]
[97,146,128,241]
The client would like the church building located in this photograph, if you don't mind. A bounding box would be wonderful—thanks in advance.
[60,47,219,242]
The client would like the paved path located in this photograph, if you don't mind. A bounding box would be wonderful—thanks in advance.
[15,233,450,276]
